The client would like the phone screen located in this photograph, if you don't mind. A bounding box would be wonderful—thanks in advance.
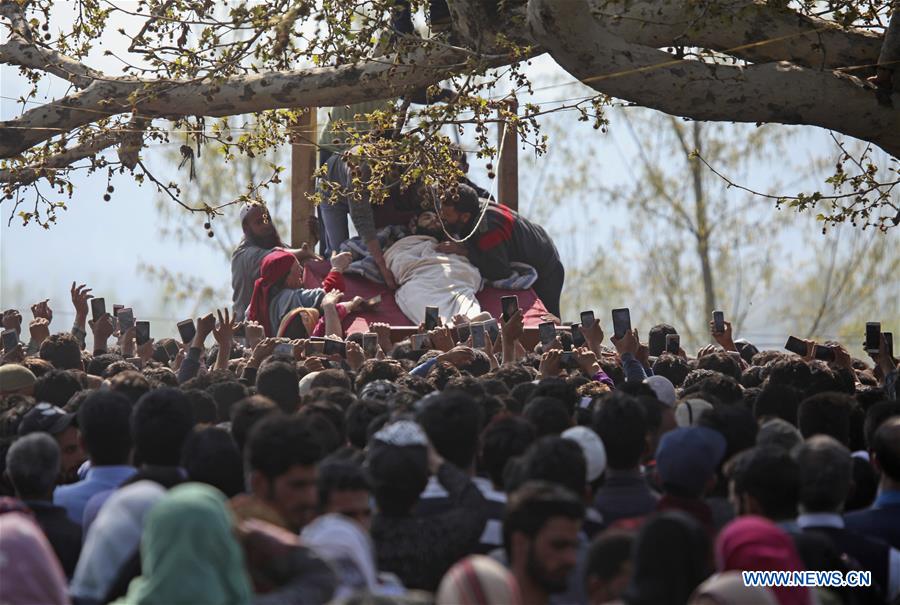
[113,304,124,317]
[362,333,378,358]
[471,323,486,348]
[367,295,382,306]
[865,322,881,352]
[666,334,680,354]
[118,308,134,332]
[424,307,440,331]
[411,334,430,350]
[485,319,499,344]
[784,336,807,356]
[90,297,106,322]
[163,340,180,360]
[135,321,151,346]
[2,329,17,353]
[177,320,196,344]
[571,324,585,348]
[813,345,835,362]
[580,311,595,330]
[501,295,519,322]
[274,343,294,357]
[455,324,471,344]
[713,311,725,334]
[560,351,576,369]
[323,339,347,357]
[611,308,631,339]
[539,322,556,346]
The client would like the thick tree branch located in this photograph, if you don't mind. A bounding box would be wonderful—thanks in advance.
[0,131,121,186]
[0,31,107,88]
[593,0,883,71]
[875,1,899,89]
[529,0,900,157]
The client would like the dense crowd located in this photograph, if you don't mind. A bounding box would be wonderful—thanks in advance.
[0,285,898,605]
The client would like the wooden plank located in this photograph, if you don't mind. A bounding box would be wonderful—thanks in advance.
[497,99,519,211]
[290,108,318,248]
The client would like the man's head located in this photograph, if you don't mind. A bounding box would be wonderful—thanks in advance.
[256,360,300,414]
[797,391,854,446]
[655,426,727,499]
[417,391,483,471]
[647,324,678,357]
[131,388,195,467]
[504,481,585,596]
[39,333,83,371]
[512,436,587,500]
[871,416,900,486]
[727,445,799,521]
[793,435,852,514]
[33,369,82,408]
[246,415,324,531]
[78,391,133,466]
[410,210,445,241]
[523,397,571,438]
[366,420,430,517]
[591,392,647,471]
[585,530,634,605]
[230,395,279,455]
[481,415,537,490]
[345,400,388,450]
[6,432,60,500]
[17,402,83,481]
[241,202,282,249]
[439,183,481,231]
[317,459,372,530]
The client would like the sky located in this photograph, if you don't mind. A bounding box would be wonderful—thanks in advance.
[1,8,896,354]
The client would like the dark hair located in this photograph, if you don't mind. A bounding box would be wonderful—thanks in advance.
[367,440,429,517]
[647,324,677,357]
[530,378,579,417]
[512,436,586,497]
[108,371,151,405]
[102,360,139,379]
[444,376,486,402]
[696,351,742,381]
[682,373,743,406]
[355,360,404,391]
[394,374,434,398]
[728,445,799,520]
[184,389,218,425]
[503,481,584,558]
[21,357,53,378]
[181,427,244,497]
[64,389,92,415]
[481,415,536,488]
[585,530,634,584]
[622,512,711,605]
[458,350,492,378]
[490,365,534,391]
[246,415,324,480]
[480,378,510,397]
[33,369,82,408]
[740,366,766,389]
[872,417,900,482]
[697,403,758,463]
[754,383,802,424]
[256,361,300,414]
[317,459,370,510]
[510,382,538,408]
[417,391,483,469]
[863,401,900,450]
[797,392,854,446]
[131,388,195,466]
[39,333,83,370]
[445,183,481,217]
[345,400,389,449]
[846,456,879,512]
[142,366,179,388]
[592,392,647,470]
[426,361,461,390]
[311,369,353,392]
[794,435,852,512]
[230,395,279,454]
[523,397,571,437]
[86,353,124,377]
[78,391,133,465]
[803,362,845,399]
[651,354,690,388]
[766,357,812,390]
[299,411,343,456]
[205,380,249,422]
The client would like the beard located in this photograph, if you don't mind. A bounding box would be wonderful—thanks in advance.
[247,226,281,249]
[414,224,446,241]
[526,544,571,594]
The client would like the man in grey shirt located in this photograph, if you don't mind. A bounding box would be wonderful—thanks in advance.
[231,203,319,322]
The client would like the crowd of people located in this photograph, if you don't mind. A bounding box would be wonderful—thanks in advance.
[0,269,898,605]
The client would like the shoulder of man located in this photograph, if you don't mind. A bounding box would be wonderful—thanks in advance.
[474,204,516,251]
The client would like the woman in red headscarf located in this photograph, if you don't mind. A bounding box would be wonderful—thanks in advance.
[246,250,364,338]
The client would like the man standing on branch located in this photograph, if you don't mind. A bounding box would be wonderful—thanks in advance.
[231,202,320,322]
[438,185,565,318]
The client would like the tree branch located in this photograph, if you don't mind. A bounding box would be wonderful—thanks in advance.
[528,0,900,158]
[875,1,900,90]
[0,131,121,187]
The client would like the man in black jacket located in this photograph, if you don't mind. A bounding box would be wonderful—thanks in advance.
[438,184,565,317]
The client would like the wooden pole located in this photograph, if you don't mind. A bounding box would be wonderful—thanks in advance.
[290,108,317,248]
[497,99,519,211]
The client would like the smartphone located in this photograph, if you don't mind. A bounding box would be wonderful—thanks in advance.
[424,307,440,331]
[367,294,382,307]
[580,311,595,330]
[538,322,556,346]
[127,357,143,370]
[571,323,585,348]
[305,338,325,356]
[135,321,150,346]
[471,322,486,348]
[234,322,246,338]
[485,319,499,344]
[411,334,430,350]
[323,338,347,357]
[865,322,881,353]
[813,345,835,362]
[90,297,106,322]
[560,351,576,370]
[611,308,631,340]
[118,308,134,332]
[274,342,294,357]
[885,332,894,358]
[177,319,196,344]
[713,310,725,334]
[784,336,807,356]
[501,295,519,322]
[163,340,180,360]
[113,304,124,317]
[455,324,471,344]
[665,333,680,354]
[362,333,378,357]
[2,329,17,353]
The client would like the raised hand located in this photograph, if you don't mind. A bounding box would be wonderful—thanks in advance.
[710,319,736,351]
[612,328,639,356]
[194,313,216,348]
[244,321,264,349]
[31,299,53,324]
[213,309,236,346]
[90,313,115,351]
[70,282,93,326]
[428,326,454,352]
[29,318,50,347]
[1,309,22,333]
[539,349,562,379]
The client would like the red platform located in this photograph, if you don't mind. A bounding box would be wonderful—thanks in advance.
[303,260,549,337]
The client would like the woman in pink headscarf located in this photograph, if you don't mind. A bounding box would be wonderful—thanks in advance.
[0,511,70,605]
[715,516,812,605]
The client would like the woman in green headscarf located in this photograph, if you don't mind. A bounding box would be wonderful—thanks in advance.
[115,483,253,605]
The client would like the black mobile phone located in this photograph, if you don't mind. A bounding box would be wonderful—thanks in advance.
[885,332,893,358]
[538,322,556,346]
[163,340,180,360]
[177,319,196,344]
[362,333,378,357]
[865,322,881,353]
[580,311,595,329]
[2,329,17,353]
[813,345,835,362]
[784,336,807,356]
[501,295,519,322]
[666,333,680,354]
[571,323,586,348]
[90,297,106,322]
[323,338,347,357]
[113,304,124,317]
[713,310,725,334]
[560,351,577,370]
[118,308,134,332]
[611,308,631,339]
[455,324,471,344]
[135,321,151,346]
[471,322,486,348]
[424,307,440,331]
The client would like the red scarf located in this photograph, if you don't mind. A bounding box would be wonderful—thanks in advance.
[246,250,297,337]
